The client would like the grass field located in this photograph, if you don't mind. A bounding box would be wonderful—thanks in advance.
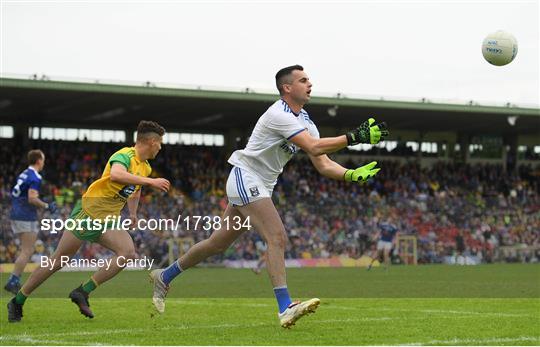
[1,264,539,345]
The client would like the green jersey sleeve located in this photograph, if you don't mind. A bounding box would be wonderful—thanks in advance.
[109,152,131,170]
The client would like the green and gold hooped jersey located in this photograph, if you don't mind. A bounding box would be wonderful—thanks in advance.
[81,147,152,220]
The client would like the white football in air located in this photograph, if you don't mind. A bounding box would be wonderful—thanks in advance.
[481,30,518,66]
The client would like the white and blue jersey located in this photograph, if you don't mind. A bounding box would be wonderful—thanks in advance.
[228,99,320,190]
[10,167,42,221]
[379,222,398,242]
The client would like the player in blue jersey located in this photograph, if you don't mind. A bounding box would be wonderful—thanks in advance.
[4,150,57,294]
[367,217,398,270]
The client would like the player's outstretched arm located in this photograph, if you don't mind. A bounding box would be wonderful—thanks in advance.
[291,131,348,156]
[290,118,389,156]
[309,154,381,182]
[110,164,170,192]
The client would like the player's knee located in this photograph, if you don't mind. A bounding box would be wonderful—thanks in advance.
[19,248,34,259]
[117,248,137,260]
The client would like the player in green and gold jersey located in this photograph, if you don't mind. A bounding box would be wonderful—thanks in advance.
[7,121,170,322]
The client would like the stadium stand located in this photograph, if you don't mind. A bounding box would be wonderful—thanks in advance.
[1,139,538,266]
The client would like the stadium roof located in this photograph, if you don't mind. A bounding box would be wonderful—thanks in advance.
[1,77,539,135]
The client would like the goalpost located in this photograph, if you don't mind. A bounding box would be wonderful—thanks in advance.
[397,235,418,265]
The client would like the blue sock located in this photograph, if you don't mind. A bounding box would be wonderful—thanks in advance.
[273,286,292,313]
[8,273,20,284]
[161,261,182,285]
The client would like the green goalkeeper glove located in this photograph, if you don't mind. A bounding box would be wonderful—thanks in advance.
[344,161,381,183]
[346,118,389,146]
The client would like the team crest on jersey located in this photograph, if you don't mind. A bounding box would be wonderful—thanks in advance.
[249,186,260,197]
[118,185,136,199]
[280,141,298,156]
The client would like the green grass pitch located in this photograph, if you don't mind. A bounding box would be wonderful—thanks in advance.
[1,264,539,345]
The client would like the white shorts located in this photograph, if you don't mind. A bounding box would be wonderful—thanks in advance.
[11,220,39,234]
[226,166,272,206]
[377,240,393,251]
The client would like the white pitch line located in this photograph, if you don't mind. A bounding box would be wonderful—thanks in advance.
[0,334,72,345]
[0,317,395,341]
[415,308,531,317]
[345,306,533,318]
[402,335,540,346]
[2,332,537,346]
[0,323,265,340]
[18,297,537,318]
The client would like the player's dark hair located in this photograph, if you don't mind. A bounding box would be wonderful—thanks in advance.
[136,120,166,142]
[27,149,44,165]
[275,65,304,95]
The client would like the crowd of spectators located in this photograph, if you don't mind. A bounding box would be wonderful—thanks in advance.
[1,139,539,266]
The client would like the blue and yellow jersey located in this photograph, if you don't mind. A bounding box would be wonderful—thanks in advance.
[82,147,152,220]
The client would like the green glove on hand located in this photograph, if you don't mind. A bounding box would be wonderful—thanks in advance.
[346,118,389,146]
[344,161,381,183]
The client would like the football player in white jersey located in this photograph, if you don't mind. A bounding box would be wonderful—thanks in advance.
[150,65,389,328]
